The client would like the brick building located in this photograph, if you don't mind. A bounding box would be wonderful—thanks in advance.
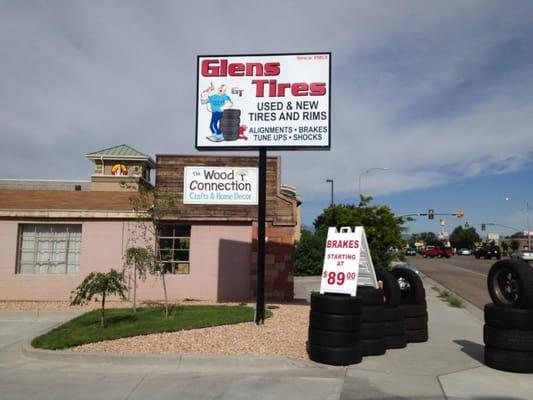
[0,145,300,302]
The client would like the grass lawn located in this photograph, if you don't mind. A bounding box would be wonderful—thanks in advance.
[32,305,271,350]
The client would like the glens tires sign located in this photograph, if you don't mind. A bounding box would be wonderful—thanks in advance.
[196,53,331,150]
[183,166,258,205]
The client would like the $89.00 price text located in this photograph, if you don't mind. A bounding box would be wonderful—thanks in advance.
[322,271,357,285]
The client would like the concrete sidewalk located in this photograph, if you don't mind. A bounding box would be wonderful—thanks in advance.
[3,274,533,399]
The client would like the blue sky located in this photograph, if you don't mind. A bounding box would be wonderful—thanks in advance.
[1,1,532,238]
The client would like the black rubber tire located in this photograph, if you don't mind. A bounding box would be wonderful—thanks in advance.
[361,305,384,322]
[375,269,401,308]
[487,259,533,308]
[484,303,533,331]
[404,315,428,330]
[484,346,533,373]
[308,343,362,366]
[384,320,405,336]
[360,322,385,339]
[405,327,428,343]
[356,286,384,306]
[391,268,426,305]
[222,109,241,118]
[400,301,427,318]
[220,126,239,134]
[360,338,386,356]
[308,327,360,347]
[484,325,533,351]
[309,311,360,332]
[384,334,407,349]
[219,118,240,126]
[310,292,361,315]
[383,307,403,321]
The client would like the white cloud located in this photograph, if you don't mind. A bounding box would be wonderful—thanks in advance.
[0,0,532,208]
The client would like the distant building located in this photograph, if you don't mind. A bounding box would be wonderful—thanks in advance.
[0,145,300,302]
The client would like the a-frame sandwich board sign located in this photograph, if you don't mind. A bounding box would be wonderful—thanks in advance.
[319,226,378,296]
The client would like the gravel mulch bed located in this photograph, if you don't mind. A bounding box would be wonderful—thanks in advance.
[3,300,311,360]
[68,303,310,360]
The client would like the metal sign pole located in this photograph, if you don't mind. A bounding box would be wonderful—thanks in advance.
[255,147,267,325]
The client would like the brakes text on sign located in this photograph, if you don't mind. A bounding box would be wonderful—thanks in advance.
[320,227,362,296]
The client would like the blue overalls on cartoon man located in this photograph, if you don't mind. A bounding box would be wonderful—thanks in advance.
[200,83,233,142]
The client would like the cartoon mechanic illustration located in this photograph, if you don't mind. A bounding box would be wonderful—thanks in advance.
[200,83,233,142]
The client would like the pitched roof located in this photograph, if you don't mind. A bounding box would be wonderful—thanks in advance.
[86,144,149,158]
[0,190,137,211]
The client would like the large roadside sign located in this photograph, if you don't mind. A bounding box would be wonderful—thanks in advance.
[196,53,331,150]
[320,226,378,296]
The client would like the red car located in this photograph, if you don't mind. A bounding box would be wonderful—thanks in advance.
[422,243,453,258]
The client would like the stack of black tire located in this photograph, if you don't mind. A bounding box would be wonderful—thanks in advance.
[376,269,407,349]
[357,286,386,356]
[390,268,429,343]
[308,293,362,366]
[220,109,241,141]
[483,259,533,373]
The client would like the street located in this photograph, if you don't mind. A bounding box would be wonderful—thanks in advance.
[406,255,496,310]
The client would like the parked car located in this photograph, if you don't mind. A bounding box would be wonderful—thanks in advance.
[457,248,472,256]
[474,244,501,260]
[405,247,417,256]
[511,248,533,262]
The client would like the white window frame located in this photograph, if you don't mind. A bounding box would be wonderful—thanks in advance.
[16,224,82,275]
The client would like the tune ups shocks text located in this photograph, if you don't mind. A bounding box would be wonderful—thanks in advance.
[201,58,327,97]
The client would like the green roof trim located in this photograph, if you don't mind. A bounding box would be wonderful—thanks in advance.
[86,144,150,159]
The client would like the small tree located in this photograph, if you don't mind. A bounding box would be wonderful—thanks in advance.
[70,269,127,328]
[123,246,152,313]
[125,181,176,318]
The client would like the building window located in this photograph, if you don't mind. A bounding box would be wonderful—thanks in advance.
[158,225,190,274]
[17,224,82,275]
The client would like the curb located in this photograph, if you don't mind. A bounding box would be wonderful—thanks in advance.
[22,341,318,370]
[419,272,483,322]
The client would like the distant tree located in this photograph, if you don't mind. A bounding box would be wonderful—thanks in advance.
[312,199,405,269]
[409,232,438,247]
[510,231,525,239]
[70,269,127,328]
[449,226,481,249]
[294,230,324,275]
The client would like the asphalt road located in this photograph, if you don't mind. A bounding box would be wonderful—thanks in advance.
[405,255,497,310]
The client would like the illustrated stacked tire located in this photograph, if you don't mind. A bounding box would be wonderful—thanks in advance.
[308,292,362,366]
[484,259,533,373]
[391,268,428,343]
[375,269,406,349]
[357,286,386,356]
[220,109,241,141]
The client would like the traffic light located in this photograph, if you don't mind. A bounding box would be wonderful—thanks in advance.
[481,223,486,231]
[440,218,446,226]
[456,209,464,218]
[428,209,434,220]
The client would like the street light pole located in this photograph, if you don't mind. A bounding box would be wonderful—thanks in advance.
[326,179,334,206]
[358,167,389,203]
[505,197,531,250]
